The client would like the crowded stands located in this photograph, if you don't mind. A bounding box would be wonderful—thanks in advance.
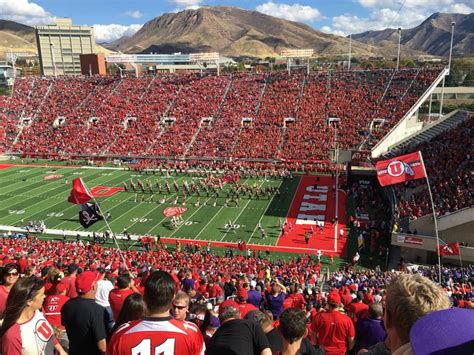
[0,235,471,354]
[395,115,473,219]
[1,68,442,166]
[2,67,473,354]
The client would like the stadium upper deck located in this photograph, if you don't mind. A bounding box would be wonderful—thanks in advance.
[0,68,442,168]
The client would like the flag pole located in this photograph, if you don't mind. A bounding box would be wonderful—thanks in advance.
[89,196,128,269]
[69,177,128,269]
[418,151,442,283]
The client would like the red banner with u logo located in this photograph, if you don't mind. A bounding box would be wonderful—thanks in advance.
[376,151,427,187]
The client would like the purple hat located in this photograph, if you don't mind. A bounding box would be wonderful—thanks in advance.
[209,315,220,328]
[410,308,474,355]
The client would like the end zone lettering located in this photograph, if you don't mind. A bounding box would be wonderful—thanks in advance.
[295,185,327,225]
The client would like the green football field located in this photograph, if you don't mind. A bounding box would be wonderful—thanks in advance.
[0,164,300,247]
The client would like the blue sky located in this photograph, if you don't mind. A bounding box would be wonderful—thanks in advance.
[1,0,472,42]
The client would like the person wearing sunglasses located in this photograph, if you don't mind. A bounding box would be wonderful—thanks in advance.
[172,291,190,321]
[0,263,20,314]
[0,276,67,355]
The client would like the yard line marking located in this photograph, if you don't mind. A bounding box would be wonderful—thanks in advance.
[0,168,87,204]
[4,171,127,226]
[157,176,253,238]
[0,168,97,217]
[89,175,187,233]
[163,196,214,238]
[220,198,251,241]
[245,180,276,244]
[192,177,255,241]
[47,172,137,229]
[193,205,225,240]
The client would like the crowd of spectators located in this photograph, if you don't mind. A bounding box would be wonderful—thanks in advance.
[0,235,471,354]
[395,114,473,219]
[1,68,442,170]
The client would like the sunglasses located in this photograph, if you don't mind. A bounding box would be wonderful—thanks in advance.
[172,304,188,310]
[6,272,19,277]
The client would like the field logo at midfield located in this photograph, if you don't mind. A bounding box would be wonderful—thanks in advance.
[89,186,125,197]
[163,207,187,217]
[44,174,64,180]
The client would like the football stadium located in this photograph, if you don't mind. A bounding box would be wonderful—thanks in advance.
[0,4,472,355]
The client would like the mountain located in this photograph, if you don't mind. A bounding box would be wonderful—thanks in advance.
[0,19,115,56]
[353,13,474,57]
[0,20,37,53]
[115,6,410,58]
[103,35,131,51]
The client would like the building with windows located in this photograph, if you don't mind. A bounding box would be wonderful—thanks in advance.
[0,65,15,88]
[36,18,96,76]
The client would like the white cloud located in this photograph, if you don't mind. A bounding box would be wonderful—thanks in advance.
[93,24,143,43]
[0,0,47,17]
[256,2,322,22]
[320,26,345,37]
[125,10,143,19]
[449,3,473,14]
[171,0,203,10]
[0,0,55,26]
[323,1,473,35]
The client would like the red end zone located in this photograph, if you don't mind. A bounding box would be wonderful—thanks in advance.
[276,175,347,257]
[0,164,13,170]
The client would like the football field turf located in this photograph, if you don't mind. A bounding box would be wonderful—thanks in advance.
[0,163,346,256]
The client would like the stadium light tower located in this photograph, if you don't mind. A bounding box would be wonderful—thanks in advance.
[348,34,352,71]
[448,21,455,75]
[327,116,341,245]
[396,27,402,71]
[50,42,57,77]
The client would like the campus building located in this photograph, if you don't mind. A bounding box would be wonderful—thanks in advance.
[36,18,96,76]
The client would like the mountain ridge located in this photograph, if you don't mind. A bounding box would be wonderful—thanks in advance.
[352,12,474,57]
[113,6,417,58]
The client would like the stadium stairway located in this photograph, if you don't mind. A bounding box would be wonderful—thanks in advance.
[383,110,471,158]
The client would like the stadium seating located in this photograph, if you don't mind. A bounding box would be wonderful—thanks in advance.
[1,68,442,168]
[395,114,473,219]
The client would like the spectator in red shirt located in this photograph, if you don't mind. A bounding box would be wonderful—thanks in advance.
[110,293,144,334]
[207,279,224,302]
[311,291,355,355]
[44,283,70,331]
[283,283,306,310]
[0,263,20,314]
[347,291,369,323]
[108,274,136,321]
[61,264,79,299]
[236,287,257,318]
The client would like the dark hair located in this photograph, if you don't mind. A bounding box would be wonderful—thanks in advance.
[117,274,131,289]
[357,291,364,301]
[40,266,51,278]
[112,293,144,333]
[0,276,44,337]
[218,306,240,323]
[368,302,384,319]
[278,308,307,344]
[144,271,176,313]
[1,263,20,284]
[67,263,79,275]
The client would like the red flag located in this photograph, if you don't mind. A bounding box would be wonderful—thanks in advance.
[238,241,247,251]
[68,178,92,204]
[163,207,187,217]
[376,151,427,187]
[438,242,460,256]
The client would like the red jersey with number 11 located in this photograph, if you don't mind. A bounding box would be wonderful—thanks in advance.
[107,316,205,355]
